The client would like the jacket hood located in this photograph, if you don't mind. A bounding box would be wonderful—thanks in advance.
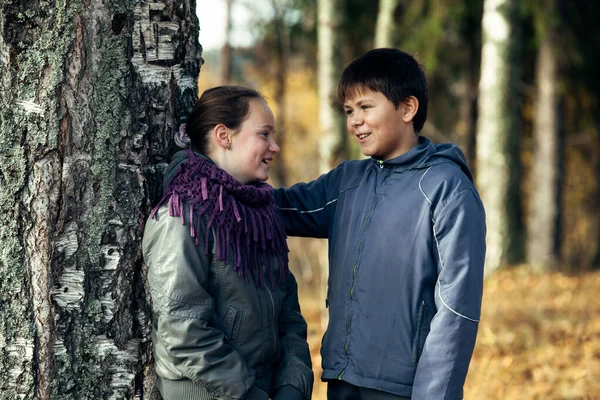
[418,137,473,182]
[381,137,473,182]
[163,150,215,192]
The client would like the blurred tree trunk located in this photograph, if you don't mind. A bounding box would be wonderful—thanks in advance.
[318,0,346,172]
[454,44,478,173]
[527,13,563,271]
[0,1,201,399]
[318,0,345,328]
[453,1,482,174]
[595,120,600,269]
[374,0,399,48]
[476,0,523,275]
[270,0,290,186]
[220,0,233,83]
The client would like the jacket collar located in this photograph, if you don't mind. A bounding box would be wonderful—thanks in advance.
[371,136,434,172]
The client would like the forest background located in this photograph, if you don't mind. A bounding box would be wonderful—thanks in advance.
[202,1,600,398]
[0,0,599,399]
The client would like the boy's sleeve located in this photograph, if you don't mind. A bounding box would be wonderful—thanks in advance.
[412,189,486,400]
[271,273,314,400]
[273,166,341,238]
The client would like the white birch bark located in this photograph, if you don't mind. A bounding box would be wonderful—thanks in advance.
[374,0,399,48]
[476,0,522,274]
[0,1,201,398]
[318,0,345,174]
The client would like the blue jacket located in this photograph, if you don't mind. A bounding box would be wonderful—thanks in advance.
[273,137,486,399]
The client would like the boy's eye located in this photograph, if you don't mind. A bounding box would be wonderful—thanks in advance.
[361,105,370,110]
[345,109,353,115]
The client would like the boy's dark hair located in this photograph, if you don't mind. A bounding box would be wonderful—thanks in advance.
[187,85,264,154]
[337,48,428,133]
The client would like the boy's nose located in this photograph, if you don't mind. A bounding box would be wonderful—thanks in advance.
[350,115,363,127]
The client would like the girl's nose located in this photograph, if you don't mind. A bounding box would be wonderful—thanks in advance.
[269,138,280,154]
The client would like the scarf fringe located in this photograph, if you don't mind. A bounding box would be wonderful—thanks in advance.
[151,151,289,289]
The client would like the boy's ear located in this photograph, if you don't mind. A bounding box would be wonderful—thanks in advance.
[401,96,419,123]
[213,124,231,149]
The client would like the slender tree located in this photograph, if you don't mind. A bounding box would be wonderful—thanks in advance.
[453,0,483,173]
[374,0,400,48]
[317,0,345,327]
[318,0,346,173]
[0,1,201,398]
[560,1,600,268]
[476,0,523,274]
[527,0,563,271]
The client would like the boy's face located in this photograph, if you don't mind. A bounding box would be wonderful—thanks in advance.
[343,88,417,161]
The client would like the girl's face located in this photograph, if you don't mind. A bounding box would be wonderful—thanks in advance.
[223,99,279,184]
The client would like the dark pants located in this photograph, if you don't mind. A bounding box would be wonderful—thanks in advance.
[327,380,411,400]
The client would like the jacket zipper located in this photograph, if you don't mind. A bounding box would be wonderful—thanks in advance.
[265,285,277,357]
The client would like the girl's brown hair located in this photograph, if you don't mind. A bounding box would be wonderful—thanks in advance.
[187,86,264,154]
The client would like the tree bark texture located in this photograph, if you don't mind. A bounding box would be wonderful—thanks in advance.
[527,29,563,270]
[374,0,399,48]
[476,0,523,274]
[0,1,201,399]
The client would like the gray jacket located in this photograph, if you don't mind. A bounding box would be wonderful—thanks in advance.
[143,205,313,400]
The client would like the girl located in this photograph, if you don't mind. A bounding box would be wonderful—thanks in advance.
[143,86,313,400]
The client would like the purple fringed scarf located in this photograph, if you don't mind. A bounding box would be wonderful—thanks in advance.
[150,150,289,288]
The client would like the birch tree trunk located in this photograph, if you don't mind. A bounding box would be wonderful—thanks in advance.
[374,0,399,48]
[476,0,523,274]
[318,0,346,173]
[0,1,201,399]
[527,24,562,271]
[317,0,345,328]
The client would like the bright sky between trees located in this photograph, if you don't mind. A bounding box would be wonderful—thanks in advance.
[197,0,271,51]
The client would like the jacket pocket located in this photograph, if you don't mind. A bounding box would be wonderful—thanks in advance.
[412,300,427,363]
[221,304,244,346]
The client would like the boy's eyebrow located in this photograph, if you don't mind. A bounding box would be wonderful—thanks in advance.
[343,99,371,108]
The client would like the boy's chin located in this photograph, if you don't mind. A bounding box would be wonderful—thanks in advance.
[360,149,378,158]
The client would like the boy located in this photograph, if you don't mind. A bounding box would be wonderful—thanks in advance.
[274,48,486,399]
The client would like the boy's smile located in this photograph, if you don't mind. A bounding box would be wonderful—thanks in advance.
[343,89,419,161]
